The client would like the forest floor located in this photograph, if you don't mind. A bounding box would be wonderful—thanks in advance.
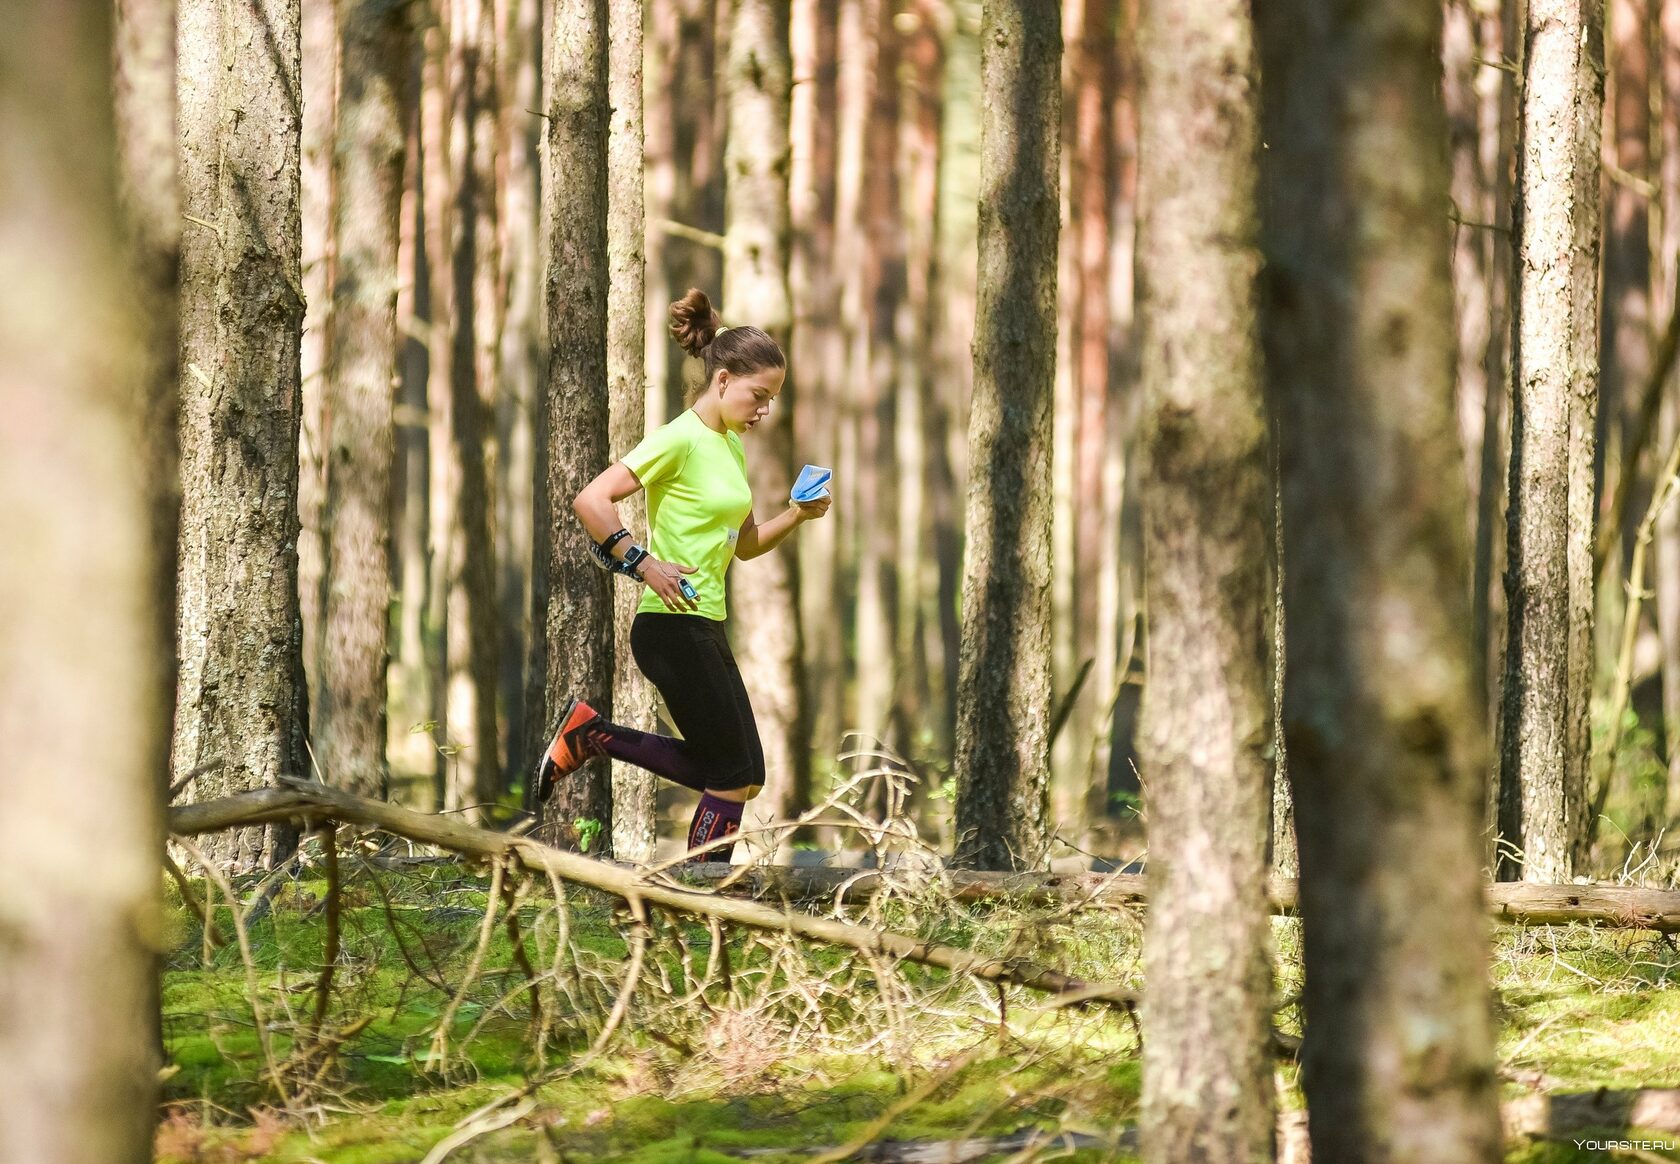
[154,848,1680,1164]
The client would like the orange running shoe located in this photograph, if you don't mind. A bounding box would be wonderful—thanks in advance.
[535,697,605,802]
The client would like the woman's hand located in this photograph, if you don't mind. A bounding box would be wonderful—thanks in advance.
[792,495,831,522]
[637,555,700,612]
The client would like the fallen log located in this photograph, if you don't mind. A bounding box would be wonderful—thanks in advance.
[673,864,1680,932]
[167,782,1136,1009]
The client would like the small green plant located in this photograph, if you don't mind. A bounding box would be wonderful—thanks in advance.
[575,816,603,853]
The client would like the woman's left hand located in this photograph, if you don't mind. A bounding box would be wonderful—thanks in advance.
[793,495,831,521]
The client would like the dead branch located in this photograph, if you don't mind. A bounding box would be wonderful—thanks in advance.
[169,783,1138,1009]
[675,863,1680,934]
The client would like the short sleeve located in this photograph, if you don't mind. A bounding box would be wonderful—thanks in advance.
[622,420,693,489]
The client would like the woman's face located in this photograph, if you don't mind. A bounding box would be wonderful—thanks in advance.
[714,366,785,433]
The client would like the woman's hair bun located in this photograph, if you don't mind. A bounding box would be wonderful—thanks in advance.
[669,288,722,358]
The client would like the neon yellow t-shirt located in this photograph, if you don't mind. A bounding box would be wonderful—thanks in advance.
[622,409,754,622]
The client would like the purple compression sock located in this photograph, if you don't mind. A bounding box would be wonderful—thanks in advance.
[584,722,708,791]
[687,793,744,863]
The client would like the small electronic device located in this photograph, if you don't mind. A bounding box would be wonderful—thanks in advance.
[679,577,699,602]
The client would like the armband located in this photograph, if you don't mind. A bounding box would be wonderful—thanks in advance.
[590,528,632,572]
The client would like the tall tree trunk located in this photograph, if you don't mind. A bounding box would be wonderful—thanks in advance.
[854,0,903,767]
[1,13,164,1157]
[176,0,309,870]
[1255,3,1503,1161]
[723,0,808,847]
[117,0,182,781]
[443,0,504,817]
[299,0,338,727]
[539,0,616,850]
[495,0,540,797]
[1659,0,1680,821]
[1135,1,1275,1158]
[791,0,843,790]
[608,0,659,861]
[318,0,413,800]
[1595,0,1653,825]
[115,0,180,1121]
[1498,0,1605,881]
[952,0,1059,871]
[896,0,948,773]
[423,15,453,808]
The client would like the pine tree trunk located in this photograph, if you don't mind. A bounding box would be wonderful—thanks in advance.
[1,15,164,1156]
[896,0,947,776]
[1659,0,1680,821]
[1255,3,1503,1161]
[1596,0,1653,826]
[444,0,504,818]
[176,0,309,870]
[791,0,843,791]
[299,0,338,726]
[1498,0,1605,881]
[495,0,540,797]
[539,0,616,850]
[608,0,659,861]
[722,0,808,847]
[319,0,413,800]
[116,0,182,778]
[952,0,1059,871]
[1135,3,1275,1158]
[854,1,903,766]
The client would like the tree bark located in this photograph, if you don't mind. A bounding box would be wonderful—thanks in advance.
[299,0,338,726]
[1136,1,1275,1158]
[1255,2,1503,1161]
[607,0,659,861]
[175,0,309,870]
[723,0,808,849]
[1497,0,1605,882]
[952,1,1059,871]
[0,3,164,1153]
[790,0,844,789]
[318,0,413,801]
[443,0,504,818]
[539,0,616,849]
[1659,0,1680,822]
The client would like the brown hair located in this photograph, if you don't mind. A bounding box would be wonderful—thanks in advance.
[669,288,785,405]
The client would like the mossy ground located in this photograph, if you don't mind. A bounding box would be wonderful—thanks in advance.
[155,858,1680,1163]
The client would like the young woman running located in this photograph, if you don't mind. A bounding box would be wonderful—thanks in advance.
[535,289,830,862]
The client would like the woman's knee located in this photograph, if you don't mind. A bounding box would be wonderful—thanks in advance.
[705,784,760,804]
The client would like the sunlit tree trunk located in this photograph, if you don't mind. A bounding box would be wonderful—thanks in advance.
[896,0,948,770]
[952,0,1059,871]
[539,0,616,849]
[608,0,659,860]
[1135,0,1275,1157]
[1256,2,1502,1160]
[1498,0,1604,881]
[299,0,338,724]
[1,15,164,1157]
[723,0,808,848]
[318,0,413,800]
[175,0,308,870]
[791,0,844,788]
[854,0,903,769]
[1659,0,1680,820]
[1594,0,1653,826]
[423,14,453,808]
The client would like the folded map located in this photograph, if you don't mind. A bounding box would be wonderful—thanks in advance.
[791,464,832,503]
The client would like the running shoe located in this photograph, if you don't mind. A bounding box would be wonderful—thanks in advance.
[536,697,605,802]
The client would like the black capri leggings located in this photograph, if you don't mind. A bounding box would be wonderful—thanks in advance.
[629,611,766,792]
